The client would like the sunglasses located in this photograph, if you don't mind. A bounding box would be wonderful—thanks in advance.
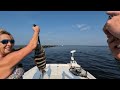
[0,39,15,44]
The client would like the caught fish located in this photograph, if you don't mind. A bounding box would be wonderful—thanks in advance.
[34,44,46,70]
[33,24,46,72]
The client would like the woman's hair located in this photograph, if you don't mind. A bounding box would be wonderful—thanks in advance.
[0,28,14,40]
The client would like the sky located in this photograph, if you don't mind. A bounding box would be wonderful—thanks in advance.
[0,11,109,46]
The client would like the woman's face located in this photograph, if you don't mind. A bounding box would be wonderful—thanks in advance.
[0,34,14,55]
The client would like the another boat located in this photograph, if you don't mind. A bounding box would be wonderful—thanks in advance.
[23,50,96,79]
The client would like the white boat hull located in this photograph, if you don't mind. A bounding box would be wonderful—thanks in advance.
[23,63,96,79]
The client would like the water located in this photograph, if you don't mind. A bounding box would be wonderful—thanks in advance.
[15,45,120,79]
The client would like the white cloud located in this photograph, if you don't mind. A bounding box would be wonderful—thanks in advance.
[76,24,86,29]
[72,24,91,31]
[80,26,90,31]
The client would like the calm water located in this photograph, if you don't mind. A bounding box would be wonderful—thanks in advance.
[15,45,120,79]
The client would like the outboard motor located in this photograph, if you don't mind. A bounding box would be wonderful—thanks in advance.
[70,50,80,68]
[69,50,87,77]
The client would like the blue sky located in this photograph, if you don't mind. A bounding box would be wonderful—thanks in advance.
[0,11,108,46]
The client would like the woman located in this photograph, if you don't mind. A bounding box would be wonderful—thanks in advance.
[0,25,40,79]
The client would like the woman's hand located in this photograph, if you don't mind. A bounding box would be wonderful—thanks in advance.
[32,25,40,33]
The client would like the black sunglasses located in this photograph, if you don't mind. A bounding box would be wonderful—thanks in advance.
[0,39,15,44]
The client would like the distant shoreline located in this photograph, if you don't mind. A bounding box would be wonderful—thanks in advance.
[13,45,107,51]
[14,45,58,50]
[42,45,58,48]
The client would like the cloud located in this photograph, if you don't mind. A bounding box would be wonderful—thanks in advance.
[76,24,86,29]
[72,24,91,31]
[80,26,90,31]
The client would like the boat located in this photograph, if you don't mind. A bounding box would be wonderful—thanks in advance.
[22,50,96,79]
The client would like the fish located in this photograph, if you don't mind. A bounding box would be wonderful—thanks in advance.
[33,24,46,73]
[34,44,46,71]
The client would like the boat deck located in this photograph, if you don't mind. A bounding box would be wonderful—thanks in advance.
[23,64,96,79]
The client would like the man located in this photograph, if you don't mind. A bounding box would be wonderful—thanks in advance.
[103,11,120,60]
